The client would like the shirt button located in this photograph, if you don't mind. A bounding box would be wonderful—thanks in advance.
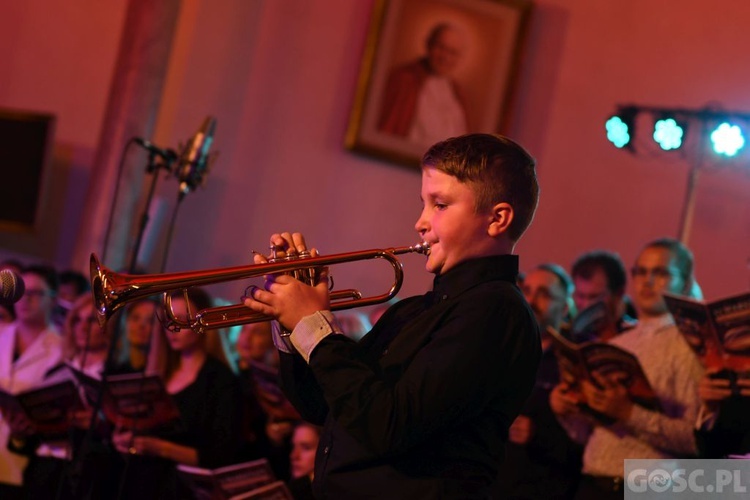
[442,294,448,301]
[323,446,330,455]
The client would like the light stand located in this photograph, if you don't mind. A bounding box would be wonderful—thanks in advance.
[606,105,749,245]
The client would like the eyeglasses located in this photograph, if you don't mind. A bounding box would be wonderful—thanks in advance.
[630,266,679,280]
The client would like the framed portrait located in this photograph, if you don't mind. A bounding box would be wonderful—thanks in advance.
[345,0,532,167]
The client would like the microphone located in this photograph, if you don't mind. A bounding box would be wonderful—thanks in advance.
[176,116,216,200]
[134,138,178,162]
[0,269,25,305]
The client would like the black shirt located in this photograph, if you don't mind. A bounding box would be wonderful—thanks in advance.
[279,255,541,499]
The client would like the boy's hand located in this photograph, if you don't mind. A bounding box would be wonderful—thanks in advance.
[244,232,330,331]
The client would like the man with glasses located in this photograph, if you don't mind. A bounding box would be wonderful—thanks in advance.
[0,265,62,498]
[550,238,704,500]
[570,250,637,343]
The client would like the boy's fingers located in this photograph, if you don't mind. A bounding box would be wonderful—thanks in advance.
[292,233,307,252]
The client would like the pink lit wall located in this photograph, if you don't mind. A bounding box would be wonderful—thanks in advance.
[0,0,127,265]
[1,0,748,304]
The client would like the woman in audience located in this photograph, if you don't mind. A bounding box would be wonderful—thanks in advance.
[16,294,115,499]
[287,422,321,500]
[62,295,113,376]
[236,321,277,369]
[111,298,159,374]
[111,288,241,499]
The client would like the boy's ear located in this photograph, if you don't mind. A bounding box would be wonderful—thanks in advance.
[487,202,513,237]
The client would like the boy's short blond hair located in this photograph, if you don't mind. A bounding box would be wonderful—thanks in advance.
[421,134,539,242]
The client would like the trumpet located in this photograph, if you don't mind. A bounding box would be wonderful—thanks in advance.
[90,242,429,333]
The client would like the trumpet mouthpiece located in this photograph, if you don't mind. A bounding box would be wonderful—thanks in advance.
[413,242,430,255]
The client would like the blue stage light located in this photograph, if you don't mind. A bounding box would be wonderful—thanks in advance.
[710,122,745,157]
[606,115,632,148]
[653,118,684,151]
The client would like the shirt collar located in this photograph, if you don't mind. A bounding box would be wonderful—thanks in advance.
[431,255,519,302]
[636,313,675,335]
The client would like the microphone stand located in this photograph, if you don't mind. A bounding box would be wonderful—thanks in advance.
[70,147,176,500]
[128,151,176,274]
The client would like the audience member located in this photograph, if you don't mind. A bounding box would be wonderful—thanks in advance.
[287,422,320,500]
[57,270,90,304]
[0,265,62,499]
[112,298,160,374]
[236,321,300,480]
[570,250,635,342]
[236,321,277,369]
[52,270,91,329]
[495,263,583,499]
[694,370,750,457]
[551,238,704,500]
[111,288,241,500]
[17,294,115,499]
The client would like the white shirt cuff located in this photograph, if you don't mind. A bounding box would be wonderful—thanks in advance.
[290,311,343,363]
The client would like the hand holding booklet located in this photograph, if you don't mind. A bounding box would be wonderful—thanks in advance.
[0,381,84,440]
[547,326,661,420]
[664,290,750,395]
[0,363,99,440]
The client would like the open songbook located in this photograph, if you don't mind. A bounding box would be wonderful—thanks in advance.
[665,291,750,394]
[547,326,661,420]
[101,373,180,430]
[0,367,182,437]
[0,381,84,439]
[177,458,292,500]
[0,363,99,440]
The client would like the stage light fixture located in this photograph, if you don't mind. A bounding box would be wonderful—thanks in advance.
[653,117,685,151]
[605,110,635,149]
[710,122,745,157]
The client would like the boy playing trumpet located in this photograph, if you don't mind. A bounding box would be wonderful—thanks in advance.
[245,133,541,498]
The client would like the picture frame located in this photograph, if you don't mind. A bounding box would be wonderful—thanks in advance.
[345,0,532,168]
